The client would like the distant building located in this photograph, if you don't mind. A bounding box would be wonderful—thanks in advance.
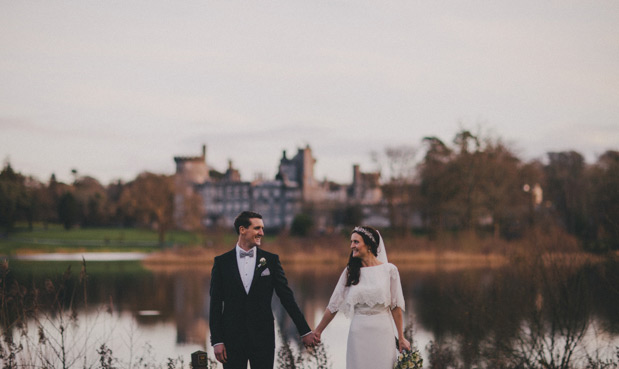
[173,145,384,230]
[173,145,209,228]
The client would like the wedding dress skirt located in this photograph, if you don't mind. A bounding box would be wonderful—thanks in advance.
[326,264,405,369]
[346,305,397,369]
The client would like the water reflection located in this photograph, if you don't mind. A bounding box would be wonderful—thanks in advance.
[6,256,619,367]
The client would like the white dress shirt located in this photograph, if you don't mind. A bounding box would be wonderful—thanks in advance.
[236,245,257,294]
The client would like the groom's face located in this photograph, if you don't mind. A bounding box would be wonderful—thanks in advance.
[239,217,265,248]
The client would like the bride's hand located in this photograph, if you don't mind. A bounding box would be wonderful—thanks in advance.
[314,330,322,344]
[399,337,411,352]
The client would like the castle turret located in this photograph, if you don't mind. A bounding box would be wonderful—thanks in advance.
[277,145,318,201]
[223,160,241,182]
[173,145,209,229]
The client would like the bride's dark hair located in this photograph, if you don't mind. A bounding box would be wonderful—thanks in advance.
[346,226,380,286]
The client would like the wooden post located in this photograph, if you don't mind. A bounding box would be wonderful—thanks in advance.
[191,350,209,369]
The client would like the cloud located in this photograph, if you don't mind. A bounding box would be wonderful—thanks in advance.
[2,1,618,184]
[0,117,30,130]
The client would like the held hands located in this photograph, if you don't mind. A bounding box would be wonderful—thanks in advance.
[302,331,321,348]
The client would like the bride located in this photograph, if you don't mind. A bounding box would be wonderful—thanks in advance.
[314,226,411,369]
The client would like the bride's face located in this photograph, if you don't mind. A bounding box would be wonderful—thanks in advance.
[350,233,370,259]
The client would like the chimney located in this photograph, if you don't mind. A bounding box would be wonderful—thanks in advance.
[202,145,206,160]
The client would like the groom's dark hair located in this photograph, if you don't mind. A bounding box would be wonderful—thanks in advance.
[234,211,263,235]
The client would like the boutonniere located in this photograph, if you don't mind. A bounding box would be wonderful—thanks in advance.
[257,257,267,270]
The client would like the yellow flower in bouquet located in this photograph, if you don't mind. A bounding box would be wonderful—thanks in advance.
[394,347,423,369]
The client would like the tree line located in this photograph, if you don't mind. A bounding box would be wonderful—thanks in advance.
[1,130,617,250]
[0,167,174,243]
[377,130,618,251]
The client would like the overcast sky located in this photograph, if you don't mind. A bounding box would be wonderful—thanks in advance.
[1,1,618,185]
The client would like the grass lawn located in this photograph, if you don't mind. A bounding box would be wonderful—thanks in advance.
[0,223,205,255]
[7,258,150,277]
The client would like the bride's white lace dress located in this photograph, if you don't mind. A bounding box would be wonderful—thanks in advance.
[327,263,405,369]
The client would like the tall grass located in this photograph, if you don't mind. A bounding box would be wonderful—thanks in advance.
[276,333,330,369]
[0,258,188,369]
[0,257,331,369]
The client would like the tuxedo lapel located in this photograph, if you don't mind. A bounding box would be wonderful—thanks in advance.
[226,248,245,293]
[248,248,265,294]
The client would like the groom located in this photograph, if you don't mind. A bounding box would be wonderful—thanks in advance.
[209,211,316,369]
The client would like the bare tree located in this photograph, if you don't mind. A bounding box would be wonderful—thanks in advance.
[373,144,419,233]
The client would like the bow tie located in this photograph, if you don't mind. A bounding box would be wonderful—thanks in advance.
[239,249,254,258]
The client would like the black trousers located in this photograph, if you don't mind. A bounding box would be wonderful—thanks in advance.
[224,346,275,369]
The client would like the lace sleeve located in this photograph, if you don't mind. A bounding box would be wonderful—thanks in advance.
[389,264,405,311]
[327,269,348,314]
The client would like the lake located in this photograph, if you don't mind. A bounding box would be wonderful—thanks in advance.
[4,252,619,368]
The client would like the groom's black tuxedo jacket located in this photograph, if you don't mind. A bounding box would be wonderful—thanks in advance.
[209,247,311,352]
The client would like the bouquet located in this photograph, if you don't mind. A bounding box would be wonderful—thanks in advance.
[394,347,423,369]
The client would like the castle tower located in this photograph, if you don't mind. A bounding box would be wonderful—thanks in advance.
[351,164,381,204]
[277,145,318,202]
[223,160,241,182]
[300,145,318,202]
[173,145,209,229]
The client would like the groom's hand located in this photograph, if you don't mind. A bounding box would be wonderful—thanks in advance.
[214,343,227,363]
[302,332,316,348]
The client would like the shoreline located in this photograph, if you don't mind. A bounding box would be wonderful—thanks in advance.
[141,248,513,274]
[141,248,511,267]
[141,247,616,273]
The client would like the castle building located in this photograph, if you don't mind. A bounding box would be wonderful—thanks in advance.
[173,145,210,228]
[173,145,383,230]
